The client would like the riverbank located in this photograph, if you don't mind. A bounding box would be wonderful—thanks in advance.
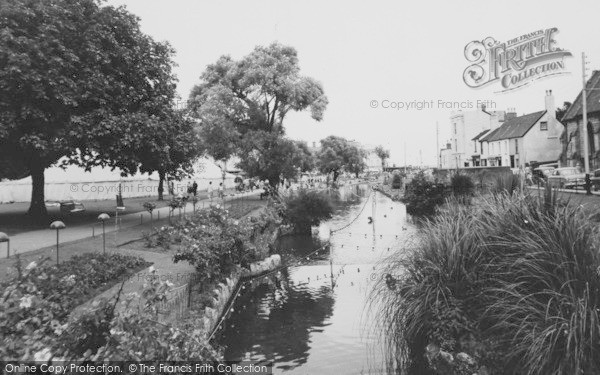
[374,188,600,375]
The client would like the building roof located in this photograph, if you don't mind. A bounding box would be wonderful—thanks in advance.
[483,110,546,142]
[562,70,600,122]
[471,129,490,141]
[479,127,501,142]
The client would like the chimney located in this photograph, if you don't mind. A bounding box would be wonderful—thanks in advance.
[489,111,498,130]
[545,89,555,115]
[446,142,452,149]
[505,107,517,121]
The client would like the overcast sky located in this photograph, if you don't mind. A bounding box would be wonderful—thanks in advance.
[106,0,600,166]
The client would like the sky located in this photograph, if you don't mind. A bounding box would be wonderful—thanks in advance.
[106,0,600,166]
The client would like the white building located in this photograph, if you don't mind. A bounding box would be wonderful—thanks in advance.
[441,106,505,168]
[479,91,563,168]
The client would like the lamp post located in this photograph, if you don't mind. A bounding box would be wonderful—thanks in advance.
[50,221,66,265]
[0,232,9,259]
[98,213,110,254]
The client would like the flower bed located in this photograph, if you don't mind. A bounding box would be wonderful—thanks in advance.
[0,253,150,360]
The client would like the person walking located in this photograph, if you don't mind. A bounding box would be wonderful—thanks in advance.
[207,181,214,205]
[218,182,224,199]
[192,181,198,197]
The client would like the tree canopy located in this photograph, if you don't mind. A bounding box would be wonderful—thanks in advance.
[374,146,390,170]
[188,43,328,134]
[316,136,366,181]
[188,43,327,186]
[237,131,313,186]
[0,0,182,218]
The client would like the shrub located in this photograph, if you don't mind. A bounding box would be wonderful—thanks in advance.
[391,173,403,189]
[171,206,266,282]
[401,171,447,216]
[280,189,334,233]
[450,173,474,198]
[374,192,600,375]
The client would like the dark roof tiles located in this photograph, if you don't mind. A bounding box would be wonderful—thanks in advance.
[562,70,600,122]
[483,111,546,142]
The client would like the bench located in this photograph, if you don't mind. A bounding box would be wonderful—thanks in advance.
[45,201,86,215]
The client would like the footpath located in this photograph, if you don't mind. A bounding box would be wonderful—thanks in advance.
[0,191,258,255]
[0,191,262,280]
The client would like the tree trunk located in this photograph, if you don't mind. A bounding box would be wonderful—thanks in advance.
[333,170,339,182]
[158,170,165,201]
[27,160,48,221]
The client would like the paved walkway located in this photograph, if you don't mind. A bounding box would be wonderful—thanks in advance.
[1,190,260,257]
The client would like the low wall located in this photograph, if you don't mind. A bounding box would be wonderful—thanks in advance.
[433,167,512,187]
[0,176,238,203]
[202,254,282,334]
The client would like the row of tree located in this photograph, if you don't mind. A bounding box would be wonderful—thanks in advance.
[0,0,386,221]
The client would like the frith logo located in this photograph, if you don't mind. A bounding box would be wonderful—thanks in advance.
[463,28,572,92]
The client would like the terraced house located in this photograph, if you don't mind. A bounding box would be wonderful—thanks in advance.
[479,90,563,168]
[561,70,600,169]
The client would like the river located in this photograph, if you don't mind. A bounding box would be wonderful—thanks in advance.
[214,184,418,374]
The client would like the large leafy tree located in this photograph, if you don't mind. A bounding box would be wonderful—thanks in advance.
[316,136,366,182]
[346,146,367,178]
[0,0,178,219]
[188,43,328,186]
[374,145,390,170]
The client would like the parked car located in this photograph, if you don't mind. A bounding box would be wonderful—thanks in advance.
[590,169,600,191]
[532,166,555,185]
[547,167,586,189]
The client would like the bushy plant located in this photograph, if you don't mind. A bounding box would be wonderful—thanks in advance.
[450,173,474,198]
[171,206,265,282]
[280,189,334,233]
[143,225,181,250]
[391,173,403,189]
[401,171,447,216]
[374,192,600,375]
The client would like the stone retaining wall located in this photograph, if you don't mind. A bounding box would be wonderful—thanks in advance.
[201,254,282,334]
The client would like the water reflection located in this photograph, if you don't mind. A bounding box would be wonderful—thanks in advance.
[215,184,416,374]
[217,270,335,371]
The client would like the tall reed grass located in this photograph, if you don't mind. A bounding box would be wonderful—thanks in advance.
[372,190,600,374]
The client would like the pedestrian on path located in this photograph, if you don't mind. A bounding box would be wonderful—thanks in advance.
[218,182,224,199]
[208,181,214,205]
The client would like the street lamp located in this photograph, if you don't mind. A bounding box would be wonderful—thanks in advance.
[98,213,110,254]
[0,232,9,259]
[50,221,66,265]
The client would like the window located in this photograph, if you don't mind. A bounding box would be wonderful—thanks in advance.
[454,124,457,134]
[515,139,519,153]
[474,141,477,153]
[540,121,548,131]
